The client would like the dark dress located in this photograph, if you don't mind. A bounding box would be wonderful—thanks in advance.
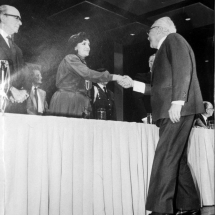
[49,54,113,118]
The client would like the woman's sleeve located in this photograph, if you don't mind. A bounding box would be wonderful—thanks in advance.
[65,55,113,82]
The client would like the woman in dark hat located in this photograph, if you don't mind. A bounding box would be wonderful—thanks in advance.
[49,32,122,118]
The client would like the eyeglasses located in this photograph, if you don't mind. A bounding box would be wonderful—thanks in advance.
[4,13,22,22]
[147,26,159,35]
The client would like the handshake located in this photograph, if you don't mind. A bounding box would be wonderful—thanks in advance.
[114,75,133,88]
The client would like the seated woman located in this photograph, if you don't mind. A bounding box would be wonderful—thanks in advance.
[49,32,122,118]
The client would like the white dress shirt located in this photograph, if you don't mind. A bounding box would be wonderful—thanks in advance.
[32,85,43,113]
[93,83,106,103]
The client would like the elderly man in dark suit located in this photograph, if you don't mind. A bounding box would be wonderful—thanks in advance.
[0,5,28,113]
[119,17,204,215]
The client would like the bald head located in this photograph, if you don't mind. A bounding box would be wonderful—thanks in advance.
[151,17,176,34]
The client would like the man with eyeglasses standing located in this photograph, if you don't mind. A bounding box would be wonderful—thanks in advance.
[0,5,29,113]
[118,17,204,215]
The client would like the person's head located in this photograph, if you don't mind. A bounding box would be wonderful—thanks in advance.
[0,5,22,35]
[32,69,42,86]
[203,101,214,118]
[148,54,156,69]
[27,64,42,86]
[68,32,90,58]
[147,17,176,49]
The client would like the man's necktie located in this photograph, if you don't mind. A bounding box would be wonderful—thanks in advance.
[34,87,38,111]
[103,86,107,94]
[103,86,109,98]
[7,36,16,64]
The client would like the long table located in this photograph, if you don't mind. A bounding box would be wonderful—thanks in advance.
[0,114,214,215]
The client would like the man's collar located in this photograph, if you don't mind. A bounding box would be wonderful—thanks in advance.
[201,114,207,122]
[157,36,167,50]
[0,29,10,39]
[98,83,105,88]
[32,84,39,90]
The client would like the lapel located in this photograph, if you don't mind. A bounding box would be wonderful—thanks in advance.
[151,37,167,86]
[0,34,12,60]
[199,114,207,126]
[151,49,161,86]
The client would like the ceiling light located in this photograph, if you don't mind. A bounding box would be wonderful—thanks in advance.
[130,33,135,36]
[185,18,191,21]
[84,17,90,20]
[205,60,209,63]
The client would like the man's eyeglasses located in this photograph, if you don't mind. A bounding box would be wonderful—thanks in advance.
[147,26,159,35]
[4,13,22,22]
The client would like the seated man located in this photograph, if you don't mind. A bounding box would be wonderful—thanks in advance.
[194,101,214,128]
[91,81,116,120]
[26,65,48,115]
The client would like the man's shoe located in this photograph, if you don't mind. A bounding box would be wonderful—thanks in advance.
[176,209,201,215]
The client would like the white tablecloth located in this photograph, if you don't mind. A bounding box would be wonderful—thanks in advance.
[0,114,214,215]
[187,128,214,206]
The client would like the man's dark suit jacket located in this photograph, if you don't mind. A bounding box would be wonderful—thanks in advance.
[145,33,204,122]
[0,34,27,113]
[0,34,24,89]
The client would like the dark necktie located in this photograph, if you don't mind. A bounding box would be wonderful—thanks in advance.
[103,86,107,94]
[34,87,38,111]
[103,86,109,99]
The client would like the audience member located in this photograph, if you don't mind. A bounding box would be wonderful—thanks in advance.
[26,65,48,115]
[118,17,204,215]
[91,81,116,120]
[0,5,29,113]
[49,32,123,118]
[194,101,214,128]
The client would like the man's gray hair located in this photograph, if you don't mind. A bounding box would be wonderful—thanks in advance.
[0,5,8,15]
[203,101,213,110]
[152,17,177,34]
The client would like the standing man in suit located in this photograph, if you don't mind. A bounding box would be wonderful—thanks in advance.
[119,17,204,215]
[0,5,28,113]
[26,66,48,115]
